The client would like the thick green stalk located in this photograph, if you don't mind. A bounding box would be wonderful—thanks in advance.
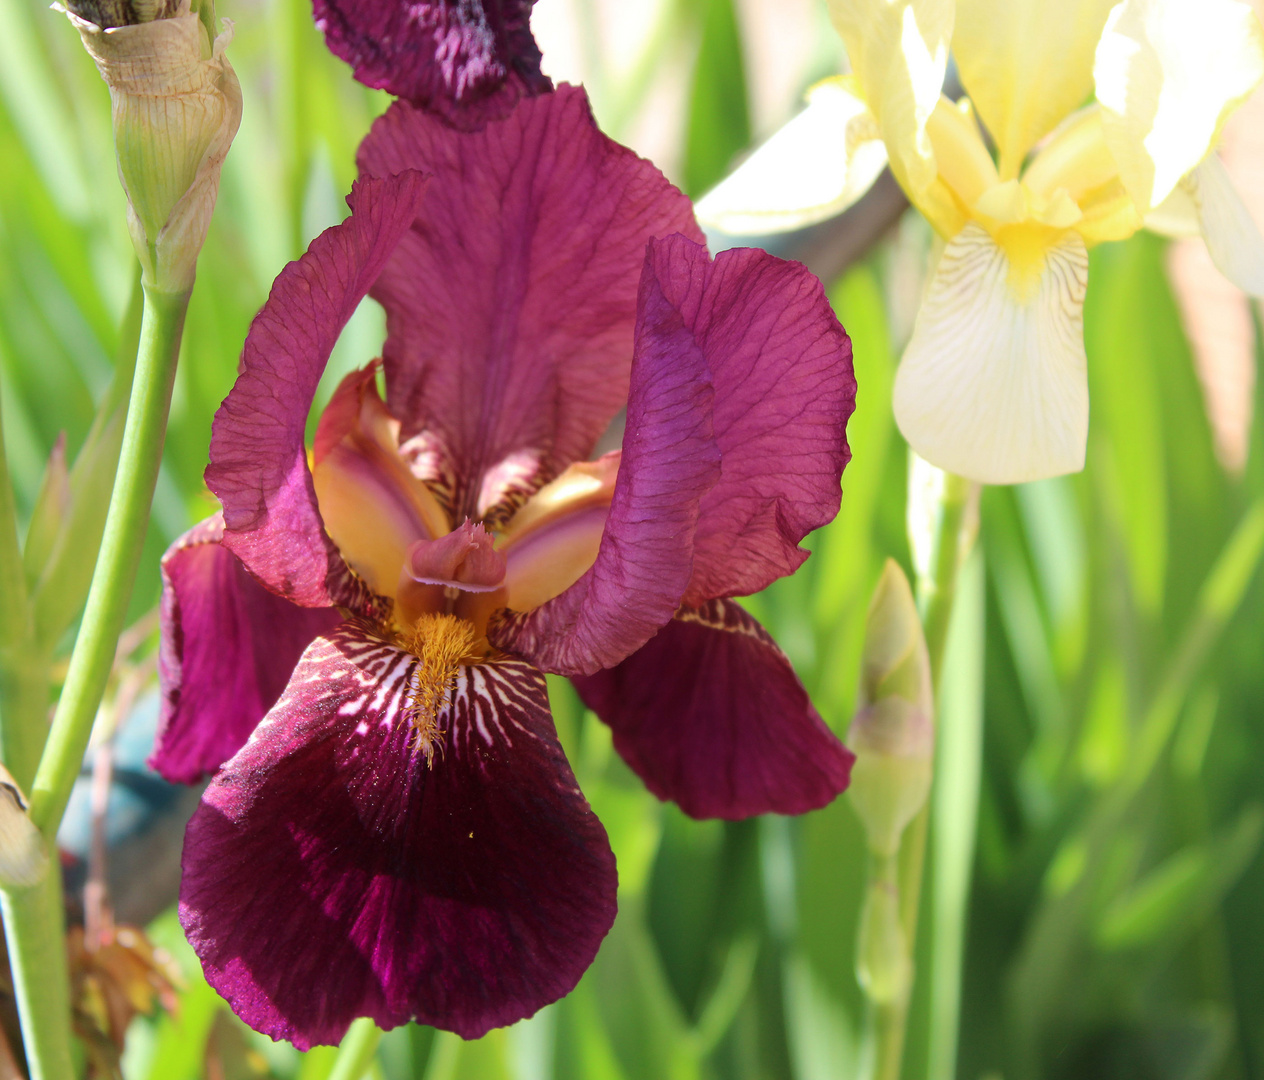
[28,284,188,842]
[0,285,187,1080]
[0,872,74,1080]
[867,471,974,1080]
[0,414,60,1080]
[328,1018,383,1080]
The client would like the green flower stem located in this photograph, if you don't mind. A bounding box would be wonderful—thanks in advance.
[0,872,74,1080]
[869,471,975,1080]
[0,285,187,1080]
[0,406,63,1080]
[873,1000,908,1080]
[328,1018,383,1080]
[28,284,189,843]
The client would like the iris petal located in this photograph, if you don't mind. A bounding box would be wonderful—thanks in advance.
[1186,153,1264,297]
[573,599,853,820]
[358,86,703,517]
[313,368,451,597]
[694,76,889,236]
[314,0,551,129]
[1094,0,1264,212]
[826,0,952,197]
[640,237,856,607]
[207,173,428,612]
[490,235,855,674]
[152,514,340,784]
[487,271,723,674]
[893,223,1089,484]
[180,622,616,1047]
[951,0,1116,178]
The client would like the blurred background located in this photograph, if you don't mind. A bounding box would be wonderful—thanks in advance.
[2,0,1264,1077]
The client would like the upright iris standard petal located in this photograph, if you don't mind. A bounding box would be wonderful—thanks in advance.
[638,236,856,606]
[358,86,704,514]
[827,0,952,196]
[491,235,855,675]
[488,284,724,676]
[206,173,428,610]
[180,623,617,1048]
[152,515,340,784]
[952,0,1117,178]
[573,600,853,820]
[313,0,551,128]
[1094,0,1264,212]
[893,223,1090,484]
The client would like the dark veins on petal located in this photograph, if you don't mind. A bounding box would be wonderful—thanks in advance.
[313,0,551,128]
[180,622,616,1048]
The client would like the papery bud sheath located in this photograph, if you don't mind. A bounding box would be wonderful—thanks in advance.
[63,0,241,293]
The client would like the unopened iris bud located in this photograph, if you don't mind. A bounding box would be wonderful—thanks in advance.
[61,0,241,294]
[848,559,934,858]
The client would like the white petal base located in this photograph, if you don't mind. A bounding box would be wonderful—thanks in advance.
[894,224,1090,485]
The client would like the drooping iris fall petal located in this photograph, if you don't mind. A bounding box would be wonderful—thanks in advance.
[152,515,341,784]
[358,86,704,515]
[893,223,1090,484]
[180,623,616,1048]
[572,600,853,819]
[313,0,551,129]
[206,173,428,610]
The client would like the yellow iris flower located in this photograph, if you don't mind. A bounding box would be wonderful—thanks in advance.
[696,0,1264,484]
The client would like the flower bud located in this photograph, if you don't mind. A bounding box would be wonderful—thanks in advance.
[0,765,48,889]
[62,0,241,294]
[848,559,934,857]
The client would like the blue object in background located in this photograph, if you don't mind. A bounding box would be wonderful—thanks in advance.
[58,692,204,927]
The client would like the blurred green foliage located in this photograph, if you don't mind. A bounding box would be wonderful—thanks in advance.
[2,0,1264,1078]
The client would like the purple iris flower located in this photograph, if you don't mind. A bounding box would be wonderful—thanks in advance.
[313,0,551,128]
[152,87,857,1048]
